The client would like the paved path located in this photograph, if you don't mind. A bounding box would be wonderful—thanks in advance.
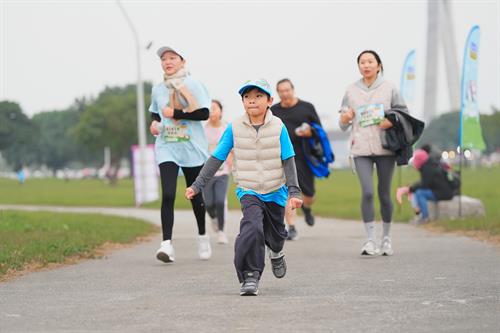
[0,205,499,332]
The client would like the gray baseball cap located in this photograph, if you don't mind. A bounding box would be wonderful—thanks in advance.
[156,46,183,59]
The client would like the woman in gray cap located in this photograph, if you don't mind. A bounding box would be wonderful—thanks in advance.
[149,46,212,263]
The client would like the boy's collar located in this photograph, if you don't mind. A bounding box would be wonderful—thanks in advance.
[242,109,273,126]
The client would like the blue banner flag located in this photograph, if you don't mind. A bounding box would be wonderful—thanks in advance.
[400,49,416,107]
[459,25,486,151]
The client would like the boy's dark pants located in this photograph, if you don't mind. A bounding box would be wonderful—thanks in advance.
[234,195,288,283]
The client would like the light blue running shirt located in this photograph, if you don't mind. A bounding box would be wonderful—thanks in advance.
[149,76,210,167]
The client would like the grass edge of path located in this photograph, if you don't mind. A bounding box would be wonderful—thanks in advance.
[0,210,160,282]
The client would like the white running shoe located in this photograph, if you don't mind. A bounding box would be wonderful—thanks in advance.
[217,231,229,244]
[361,240,380,256]
[197,234,212,260]
[380,236,394,256]
[156,240,175,263]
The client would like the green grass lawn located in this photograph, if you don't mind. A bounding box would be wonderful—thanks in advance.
[313,166,500,236]
[0,210,157,278]
[0,178,135,207]
[1,166,498,235]
[430,167,500,236]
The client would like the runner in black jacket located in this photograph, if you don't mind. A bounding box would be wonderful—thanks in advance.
[271,78,322,240]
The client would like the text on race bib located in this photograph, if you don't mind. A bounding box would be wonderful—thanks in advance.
[356,104,385,127]
[162,124,191,142]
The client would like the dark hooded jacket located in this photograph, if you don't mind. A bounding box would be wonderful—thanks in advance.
[381,106,425,165]
[409,159,455,200]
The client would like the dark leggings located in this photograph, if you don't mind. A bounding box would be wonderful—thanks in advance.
[203,174,229,231]
[159,161,206,240]
[353,156,396,223]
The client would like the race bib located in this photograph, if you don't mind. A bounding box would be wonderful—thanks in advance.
[162,123,191,142]
[356,104,385,127]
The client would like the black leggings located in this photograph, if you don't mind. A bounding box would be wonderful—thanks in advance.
[159,161,206,240]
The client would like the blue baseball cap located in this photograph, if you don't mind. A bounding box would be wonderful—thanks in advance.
[238,79,272,97]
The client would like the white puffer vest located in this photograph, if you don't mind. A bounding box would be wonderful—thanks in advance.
[232,110,286,194]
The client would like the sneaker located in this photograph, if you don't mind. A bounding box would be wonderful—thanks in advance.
[302,206,315,226]
[361,240,380,256]
[286,226,299,241]
[156,240,175,263]
[268,249,287,278]
[197,234,212,260]
[217,231,229,244]
[240,271,260,296]
[380,236,394,256]
[409,215,430,225]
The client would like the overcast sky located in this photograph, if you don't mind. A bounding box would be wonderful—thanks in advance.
[1,0,498,128]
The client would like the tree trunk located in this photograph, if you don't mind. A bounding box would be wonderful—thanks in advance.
[107,157,121,186]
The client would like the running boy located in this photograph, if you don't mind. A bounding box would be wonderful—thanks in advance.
[185,79,303,296]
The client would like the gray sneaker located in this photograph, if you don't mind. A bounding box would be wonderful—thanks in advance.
[302,206,315,226]
[269,249,287,278]
[409,215,430,225]
[286,226,299,241]
[240,271,260,296]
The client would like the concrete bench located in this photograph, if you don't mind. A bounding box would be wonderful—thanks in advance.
[428,195,486,220]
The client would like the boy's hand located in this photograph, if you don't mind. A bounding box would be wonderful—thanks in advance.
[288,197,303,210]
[185,187,196,200]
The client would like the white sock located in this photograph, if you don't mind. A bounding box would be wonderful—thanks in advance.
[383,222,391,239]
[364,222,376,241]
[267,246,284,259]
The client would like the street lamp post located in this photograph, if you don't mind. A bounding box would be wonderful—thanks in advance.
[116,0,148,205]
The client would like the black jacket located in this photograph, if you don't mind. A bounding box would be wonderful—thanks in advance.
[410,159,454,200]
[381,106,425,165]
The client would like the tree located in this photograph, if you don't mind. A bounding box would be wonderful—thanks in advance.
[0,101,30,150]
[31,109,89,174]
[0,101,36,169]
[1,82,153,176]
[480,107,500,154]
[418,107,500,153]
[72,84,151,184]
[418,111,460,150]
